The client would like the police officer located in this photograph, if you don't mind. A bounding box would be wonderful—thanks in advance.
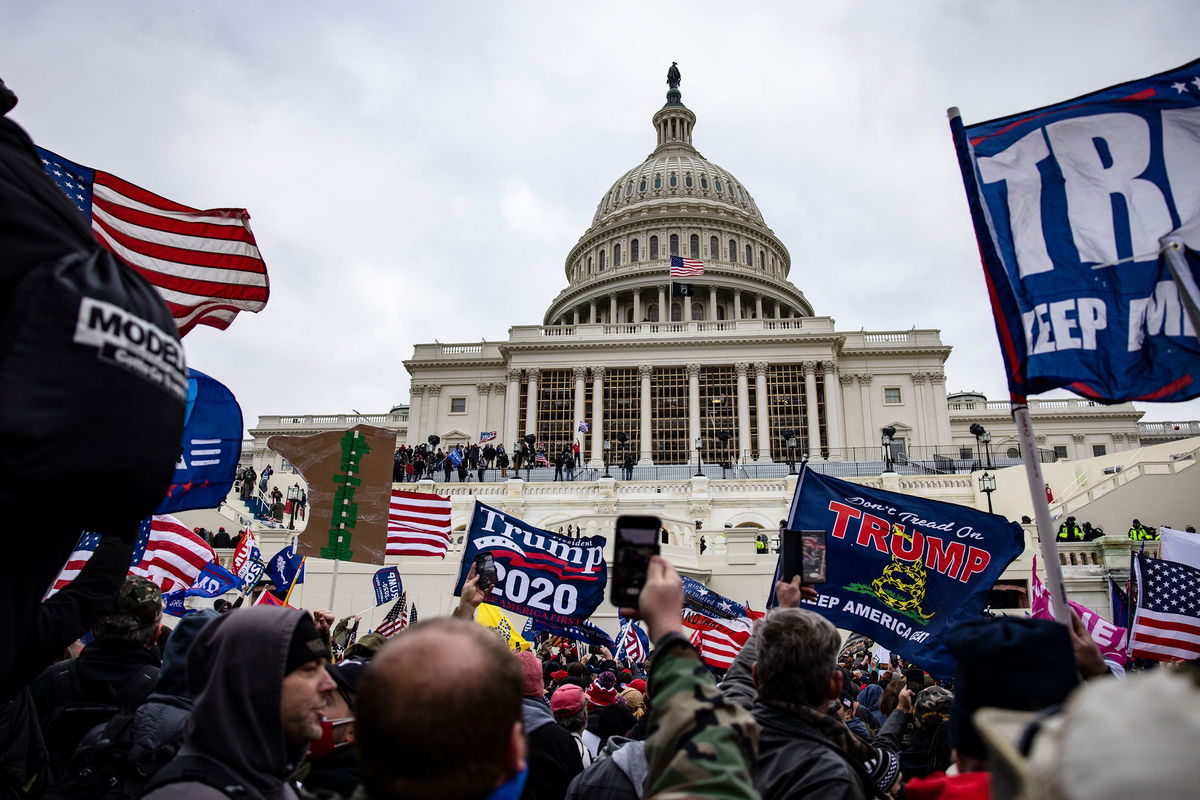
[1057,516,1082,542]
[1128,519,1157,540]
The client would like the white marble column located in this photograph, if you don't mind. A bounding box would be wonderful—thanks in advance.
[589,300,597,323]
[822,362,845,459]
[491,383,507,437]
[733,289,742,320]
[803,362,823,459]
[633,289,642,324]
[684,292,693,322]
[573,366,587,451]
[657,284,667,322]
[609,294,617,324]
[687,363,701,453]
[911,373,929,447]
[754,362,772,462]
[639,364,653,465]
[524,368,540,441]
[426,385,441,440]
[858,374,873,450]
[476,383,491,439]
[503,369,521,447]
[408,385,426,444]
[589,366,606,467]
[708,287,718,322]
[735,362,751,463]
[572,308,579,325]
[755,295,764,319]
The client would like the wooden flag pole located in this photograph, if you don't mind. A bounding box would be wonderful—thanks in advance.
[1012,400,1070,626]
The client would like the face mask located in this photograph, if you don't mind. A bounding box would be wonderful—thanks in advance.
[306,717,354,761]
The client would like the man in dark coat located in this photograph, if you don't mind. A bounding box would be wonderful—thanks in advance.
[517,651,583,799]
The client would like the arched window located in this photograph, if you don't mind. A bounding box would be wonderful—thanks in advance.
[728,239,737,261]
[717,305,726,320]
[639,178,647,192]
[1006,447,1020,459]
[650,236,659,260]
[613,243,622,266]
[759,250,765,269]
[745,244,752,265]
[670,302,682,322]
[648,304,659,322]
[691,302,704,320]
[612,188,620,204]
[669,173,678,188]
[689,234,699,259]
[710,236,718,258]
[599,250,607,271]
[654,174,662,189]
[587,256,592,275]
[631,238,640,262]
[700,175,709,189]
[670,234,679,256]
[685,174,693,188]
[715,177,723,192]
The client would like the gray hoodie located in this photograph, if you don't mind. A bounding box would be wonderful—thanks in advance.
[141,606,314,800]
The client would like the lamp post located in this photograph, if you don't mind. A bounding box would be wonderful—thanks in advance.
[716,430,732,478]
[286,483,301,530]
[694,437,705,478]
[783,428,798,475]
[979,471,997,514]
[603,439,612,478]
[524,433,536,480]
[881,426,896,473]
[969,423,993,469]
[616,432,630,479]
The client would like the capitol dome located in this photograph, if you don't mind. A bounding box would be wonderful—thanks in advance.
[544,71,811,326]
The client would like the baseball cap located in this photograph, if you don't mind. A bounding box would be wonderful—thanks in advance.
[115,577,162,625]
[551,684,585,716]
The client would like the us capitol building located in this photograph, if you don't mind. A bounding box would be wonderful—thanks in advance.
[230,68,1198,629]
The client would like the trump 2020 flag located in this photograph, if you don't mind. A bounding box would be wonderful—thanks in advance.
[156,369,243,514]
[777,467,1024,678]
[372,566,403,606]
[454,503,607,626]
[951,58,1200,402]
[184,561,242,599]
[525,616,616,650]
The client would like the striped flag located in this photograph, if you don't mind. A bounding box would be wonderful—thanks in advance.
[48,532,104,596]
[376,593,408,638]
[35,147,269,335]
[129,515,218,595]
[387,490,453,558]
[669,255,705,277]
[617,619,650,663]
[683,610,752,670]
[408,603,418,628]
[1129,554,1200,663]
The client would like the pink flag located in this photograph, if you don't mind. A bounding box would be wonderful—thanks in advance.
[1031,557,1127,665]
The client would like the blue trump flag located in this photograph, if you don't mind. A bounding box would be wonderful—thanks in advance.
[372,567,403,606]
[184,561,243,599]
[157,369,244,514]
[775,467,1024,679]
[951,58,1200,402]
[454,502,607,626]
[267,544,305,594]
[162,591,196,618]
[523,616,616,650]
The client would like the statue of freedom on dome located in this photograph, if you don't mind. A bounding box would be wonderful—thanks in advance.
[667,62,681,90]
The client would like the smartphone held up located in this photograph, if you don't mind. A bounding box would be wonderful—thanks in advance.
[610,514,661,608]
[781,528,828,585]
[474,551,498,592]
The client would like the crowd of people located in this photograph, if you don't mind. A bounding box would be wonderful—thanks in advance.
[7,544,1198,800]
[1055,515,1197,542]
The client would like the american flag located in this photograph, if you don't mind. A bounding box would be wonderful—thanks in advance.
[408,603,418,628]
[129,515,218,595]
[479,431,497,443]
[36,147,269,335]
[48,532,104,595]
[376,593,408,638]
[683,610,752,670]
[577,421,590,434]
[1129,554,1200,662]
[387,490,453,558]
[617,619,650,663]
[669,255,705,277]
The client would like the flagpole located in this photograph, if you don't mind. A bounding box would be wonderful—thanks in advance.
[327,557,340,610]
[1011,400,1070,626]
[284,556,306,606]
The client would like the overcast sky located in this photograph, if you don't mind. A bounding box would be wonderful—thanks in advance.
[6,1,1200,432]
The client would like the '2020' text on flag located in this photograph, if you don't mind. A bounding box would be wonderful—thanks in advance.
[36,147,269,335]
[387,490,453,557]
[950,58,1200,402]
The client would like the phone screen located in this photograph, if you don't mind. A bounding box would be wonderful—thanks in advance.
[800,530,827,583]
[475,552,497,592]
[611,515,661,607]
[905,669,924,694]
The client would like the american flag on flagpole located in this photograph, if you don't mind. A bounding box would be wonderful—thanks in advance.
[35,147,269,335]
[669,255,705,277]
[47,532,104,596]
[387,490,453,557]
[617,619,650,663]
[129,515,218,595]
[376,593,408,638]
[1129,554,1200,663]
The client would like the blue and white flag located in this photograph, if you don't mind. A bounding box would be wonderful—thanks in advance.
[156,369,244,513]
[577,421,590,434]
[617,618,650,663]
[447,449,464,466]
[525,616,616,650]
[454,502,607,626]
[773,467,1024,679]
[372,566,404,606]
[951,58,1200,402]
[266,544,305,594]
[162,590,196,618]
[184,561,243,599]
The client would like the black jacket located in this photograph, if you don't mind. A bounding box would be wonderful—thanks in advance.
[521,698,583,800]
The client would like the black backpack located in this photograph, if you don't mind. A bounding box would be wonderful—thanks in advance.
[40,660,158,781]
[43,705,180,800]
[144,754,267,800]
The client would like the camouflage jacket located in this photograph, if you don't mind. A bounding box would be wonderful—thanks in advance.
[642,631,760,800]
